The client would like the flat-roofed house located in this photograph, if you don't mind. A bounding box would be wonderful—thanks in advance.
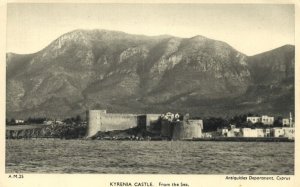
[282,118,290,126]
[242,128,258,137]
[273,128,284,137]
[246,116,261,124]
[261,115,274,125]
[282,127,295,139]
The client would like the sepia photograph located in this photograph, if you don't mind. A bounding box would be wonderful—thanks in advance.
[4,2,296,178]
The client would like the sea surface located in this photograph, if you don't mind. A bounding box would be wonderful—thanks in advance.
[6,139,294,174]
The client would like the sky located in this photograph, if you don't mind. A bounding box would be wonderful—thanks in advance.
[6,3,294,56]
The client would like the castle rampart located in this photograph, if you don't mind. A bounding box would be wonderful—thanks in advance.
[86,110,203,140]
[172,119,203,140]
[86,110,161,137]
[161,120,173,137]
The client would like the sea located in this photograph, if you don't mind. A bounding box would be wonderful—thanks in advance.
[6,139,294,174]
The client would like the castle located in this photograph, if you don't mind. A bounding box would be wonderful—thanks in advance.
[86,110,203,140]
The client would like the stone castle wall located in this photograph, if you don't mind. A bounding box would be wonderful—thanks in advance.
[86,110,161,137]
[86,110,105,137]
[172,119,203,140]
[161,120,173,137]
[145,114,162,133]
[99,113,139,132]
[86,110,202,140]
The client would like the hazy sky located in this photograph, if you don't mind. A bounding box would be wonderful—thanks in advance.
[7,3,294,55]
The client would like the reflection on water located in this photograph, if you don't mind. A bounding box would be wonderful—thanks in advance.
[6,140,294,174]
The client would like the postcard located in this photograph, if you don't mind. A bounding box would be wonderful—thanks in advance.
[1,1,299,187]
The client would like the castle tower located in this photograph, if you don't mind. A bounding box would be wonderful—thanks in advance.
[86,110,106,138]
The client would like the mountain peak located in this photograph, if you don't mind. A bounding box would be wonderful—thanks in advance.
[190,35,208,40]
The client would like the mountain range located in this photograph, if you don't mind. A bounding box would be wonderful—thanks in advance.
[6,29,295,119]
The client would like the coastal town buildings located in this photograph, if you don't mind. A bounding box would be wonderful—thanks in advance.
[220,113,294,139]
[282,127,295,139]
[246,115,274,125]
[283,112,294,127]
[220,126,294,139]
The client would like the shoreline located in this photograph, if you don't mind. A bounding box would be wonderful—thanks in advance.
[188,137,294,142]
[6,137,294,142]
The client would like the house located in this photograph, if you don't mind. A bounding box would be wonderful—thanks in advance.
[162,112,175,121]
[246,116,261,124]
[256,129,265,137]
[242,128,258,137]
[265,128,271,137]
[283,112,294,127]
[261,115,274,125]
[15,119,24,124]
[272,128,284,137]
[220,125,241,137]
[282,118,290,126]
[242,128,265,137]
[246,115,274,125]
[220,128,229,136]
[282,127,295,139]
[202,132,212,138]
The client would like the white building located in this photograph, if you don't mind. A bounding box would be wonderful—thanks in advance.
[221,128,228,136]
[283,112,294,127]
[246,117,261,124]
[162,112,175,121]
[282,118,290,126]
[202,132,212,138]
[282,127,295,139]
[273,128,285,137]
[265,128,271,137]
[242,128,258,137]
[227,130,236,137]
[15,119,24,124]
[261,115,274,125]
[246,115,274,125]
[221,126,241,137]
[241,128,266,137]
[256,129,265,137]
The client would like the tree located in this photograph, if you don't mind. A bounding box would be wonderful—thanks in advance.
[253,122,265,128]
[75,115,82,123]
[10,118,16,125]
[229,114,248,126]
[203,117,229,132]
[63,118,73,124]
[273,116,283,127]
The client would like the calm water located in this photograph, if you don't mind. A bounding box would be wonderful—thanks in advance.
[6,140,294,174]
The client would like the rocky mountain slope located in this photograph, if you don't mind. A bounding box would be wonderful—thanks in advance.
[6,29,295,118]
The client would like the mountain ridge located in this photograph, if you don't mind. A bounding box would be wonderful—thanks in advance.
[6,29,295,119]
